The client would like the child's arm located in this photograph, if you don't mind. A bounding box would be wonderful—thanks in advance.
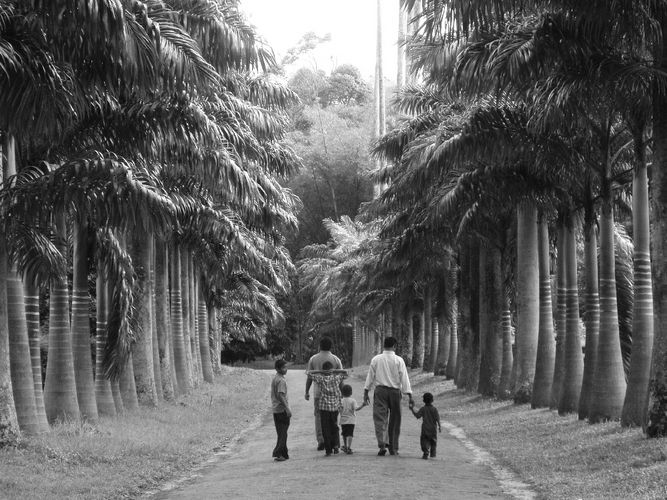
[436,409,442,432]
[355,401,367,411]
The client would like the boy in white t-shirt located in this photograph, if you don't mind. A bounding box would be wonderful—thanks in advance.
[339,384,367,454]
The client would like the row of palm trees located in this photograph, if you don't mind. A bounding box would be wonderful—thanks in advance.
[0,0,299,443]
[300,0,667,437]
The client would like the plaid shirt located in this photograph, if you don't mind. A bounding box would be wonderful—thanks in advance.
[310,373,346,412]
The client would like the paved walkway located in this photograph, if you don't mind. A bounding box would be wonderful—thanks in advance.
[151,369,533,500]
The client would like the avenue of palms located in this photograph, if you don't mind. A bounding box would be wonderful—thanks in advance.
[2,0,667,457]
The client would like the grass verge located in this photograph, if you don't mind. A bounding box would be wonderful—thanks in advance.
[405,370,667,500]
[0,366,270,500]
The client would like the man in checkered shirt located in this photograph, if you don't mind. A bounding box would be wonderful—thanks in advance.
[308,361,348,456]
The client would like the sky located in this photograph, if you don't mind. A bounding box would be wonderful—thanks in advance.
[239,0,399,82]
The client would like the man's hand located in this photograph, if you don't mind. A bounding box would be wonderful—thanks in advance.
[305,392,310,401]
[286,408,292,418]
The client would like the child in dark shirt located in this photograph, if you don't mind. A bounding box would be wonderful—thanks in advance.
[409,392,441,459]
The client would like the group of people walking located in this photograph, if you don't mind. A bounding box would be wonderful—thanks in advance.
[270,336,441,462]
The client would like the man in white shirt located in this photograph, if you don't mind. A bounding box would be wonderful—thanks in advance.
[305,336,343,451]
[363,337,414,456]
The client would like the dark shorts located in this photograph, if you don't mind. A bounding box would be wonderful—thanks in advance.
[341,424,355,437]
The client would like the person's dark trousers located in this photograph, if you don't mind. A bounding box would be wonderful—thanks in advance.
[319,410,339,453]
[420,433,437,457]
[272,411,290,459]
[372,386,402,452]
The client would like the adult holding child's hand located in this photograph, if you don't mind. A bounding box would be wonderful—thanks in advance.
[363,337,413,456]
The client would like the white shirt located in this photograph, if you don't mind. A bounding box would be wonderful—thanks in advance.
[364,350,412,395]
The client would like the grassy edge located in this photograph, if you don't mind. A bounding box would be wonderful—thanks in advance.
[349,366,667,500]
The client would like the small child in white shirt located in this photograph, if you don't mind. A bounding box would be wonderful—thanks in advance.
[339,384,367,454]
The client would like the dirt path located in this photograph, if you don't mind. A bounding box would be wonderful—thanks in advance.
[150,370,534,499]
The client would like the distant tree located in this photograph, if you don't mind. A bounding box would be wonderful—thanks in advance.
[318,65,371,106]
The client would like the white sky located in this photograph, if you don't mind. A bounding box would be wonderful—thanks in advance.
[240,0,399,82]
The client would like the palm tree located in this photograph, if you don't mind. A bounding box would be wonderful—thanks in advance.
[531,218,555,408]
[558,215,583,415]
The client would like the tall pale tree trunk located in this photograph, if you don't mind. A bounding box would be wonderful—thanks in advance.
[413,301,425,369]
[446,263,459,380]
[622,140,654,427]
[171,245,190,394]
[649,41,667,435]
[130,232,158,406]
[579,213,600,420]
[94,262,115,416]
[558,217,584,415]
[71,219,98,421]
[532,219,555,408]
[209,306,221,376]
[397,4,407,88]
[588,198,626,423]
[373,0,387,197]
[498,298,514,400]
[423,285,432,371]
[44,213,80,423]
[149,237,163,402]
[0,220,19,443]
[4,136,43,433]
[24,282,49,429]
[550,223,567,409]
[155,242,175,399]
[180,249,194,389]
[404,304,414,367]
[190,258,202,385]
[198,287,214,383]
[514,204,540,403]
[119,354,139,411]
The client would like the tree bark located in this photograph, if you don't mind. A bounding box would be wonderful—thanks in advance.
[588,199,626,422]
[532,219,555,408]
[579,213,600,420]
[622,140,654,427]
[558,217,584,415]
[44,213,80,423]
[94,262,116,416]
[71,219,98,421]
[514,204,540,403]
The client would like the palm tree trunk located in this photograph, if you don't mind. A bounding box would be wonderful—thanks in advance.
[94,262,115,416]
[119,354,139,411]
[588,198,626,423]
[404,304,414,367]
[4,135,45,434]
[446,263,459,381]
[129,232,158,406]
[44,213,80,423]
[155,241,175,399]
[622,141,654,427]
[558,217,584,415]
[0,226,19,443]
[180,249,194,388]
[423,284,433,371]
[7,264,41,433]
[209,306,221,375]
[514,204,540,403]
[532,219,555,408]
[550,223,567,409]
[110,379,124,414]
[578,213,600,420]
[190,257,202,385]
[24,282,49,429]
[149,237,163,402]
[413,300,425,369]
[498,299,514,400]
[478,245,492,395]
[71,219,98,421]
[171,245,190,394]
[198,287,214,383]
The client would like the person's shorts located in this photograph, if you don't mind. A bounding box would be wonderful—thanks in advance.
[341,424,355,437]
